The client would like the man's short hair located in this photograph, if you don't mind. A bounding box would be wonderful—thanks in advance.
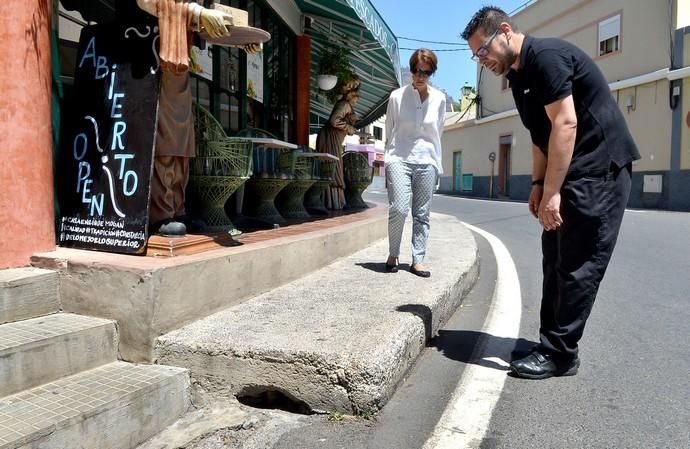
[461,6,516,41]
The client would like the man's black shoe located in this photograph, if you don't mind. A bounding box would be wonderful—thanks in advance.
[509,350,580,379]
[151,219,187,237]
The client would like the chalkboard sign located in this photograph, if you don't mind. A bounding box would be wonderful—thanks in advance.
[58,23,160,254]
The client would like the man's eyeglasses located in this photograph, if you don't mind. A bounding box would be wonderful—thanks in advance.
[471,29,499,61]
[412,68,434,78]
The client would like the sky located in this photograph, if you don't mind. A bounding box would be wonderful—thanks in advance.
[372,0,533,100]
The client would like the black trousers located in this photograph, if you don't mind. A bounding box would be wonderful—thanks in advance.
[539,163,632,359]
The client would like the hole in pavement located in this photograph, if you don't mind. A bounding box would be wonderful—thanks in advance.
[236,386,313,415]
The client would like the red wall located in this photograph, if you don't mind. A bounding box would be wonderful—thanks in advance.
[0,0,56,268]
[295,36,311,146]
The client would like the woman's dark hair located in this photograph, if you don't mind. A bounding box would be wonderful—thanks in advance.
[409,48,438,74]
[461,6,517,41]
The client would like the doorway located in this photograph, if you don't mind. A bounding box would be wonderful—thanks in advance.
[498,135,512,196]
[453,151,462,192]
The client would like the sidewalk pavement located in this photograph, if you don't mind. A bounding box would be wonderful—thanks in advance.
[155,211,479,415]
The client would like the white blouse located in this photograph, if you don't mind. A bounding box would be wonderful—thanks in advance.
[384,84,446,174]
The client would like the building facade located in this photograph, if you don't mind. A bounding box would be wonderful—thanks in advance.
[440,0,690,211]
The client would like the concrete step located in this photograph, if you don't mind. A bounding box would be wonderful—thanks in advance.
[155,213,479,414]
[0,313,117,397]
[32,205,388,363]
[0,361,190,449]
[136,398,251,449]
[0,268,59,325]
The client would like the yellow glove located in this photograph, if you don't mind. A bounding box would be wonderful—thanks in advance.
[243,43,263,55]
[200,9,233,38]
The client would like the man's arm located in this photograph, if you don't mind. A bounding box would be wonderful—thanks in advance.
[528,144,547,218]
[532,144,547,181]
[540,94,577,230]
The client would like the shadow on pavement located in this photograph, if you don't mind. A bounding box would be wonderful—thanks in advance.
[397,303,537,371]
[431,330,537,371]
[356,262,411,273]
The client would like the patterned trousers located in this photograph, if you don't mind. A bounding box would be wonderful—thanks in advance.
[386,162,437,264]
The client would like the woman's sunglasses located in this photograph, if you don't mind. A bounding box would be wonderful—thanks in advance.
[412,68,433,78]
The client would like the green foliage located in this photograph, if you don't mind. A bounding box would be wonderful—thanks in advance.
[318,45,353,78]
[318,45,358,103]
[327,410,344,422]
[358,410,372,420]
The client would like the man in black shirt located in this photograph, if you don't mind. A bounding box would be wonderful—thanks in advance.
[462,7,640,379]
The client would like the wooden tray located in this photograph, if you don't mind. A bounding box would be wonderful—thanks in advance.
[199,26,271,46]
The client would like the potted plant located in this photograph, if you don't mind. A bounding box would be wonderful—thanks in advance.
[317,45,356,97]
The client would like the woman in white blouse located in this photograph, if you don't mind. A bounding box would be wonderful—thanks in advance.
[384,48,445,277]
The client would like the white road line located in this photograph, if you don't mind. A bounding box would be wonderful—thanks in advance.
[423,223,522,449]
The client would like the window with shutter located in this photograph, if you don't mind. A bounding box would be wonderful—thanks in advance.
[598,14,621,56]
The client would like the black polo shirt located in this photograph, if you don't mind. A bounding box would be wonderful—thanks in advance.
[506,35,640,178]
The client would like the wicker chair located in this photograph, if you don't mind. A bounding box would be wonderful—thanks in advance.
[342,151,374,209]
[275,146,317,219]
[188,104,252,235]
[304,156,336,215]
[236,128,294,225]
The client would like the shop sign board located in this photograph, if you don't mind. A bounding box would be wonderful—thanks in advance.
[246,51,263,103]
[345,0,401,85]
[57,23,159,254]
[190,45,213,81]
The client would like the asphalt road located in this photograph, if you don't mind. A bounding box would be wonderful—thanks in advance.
[433,194,690,449]
[244,192,690,449]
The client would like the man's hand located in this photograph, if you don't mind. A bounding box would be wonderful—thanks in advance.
[243,43,262,54]
[200,9,233,38]
[528,185,543,218]
[538,192,563,231]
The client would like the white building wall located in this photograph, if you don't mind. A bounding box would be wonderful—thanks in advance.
[443,0,690,210]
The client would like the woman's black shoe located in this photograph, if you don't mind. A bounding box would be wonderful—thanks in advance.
[410,266,431,278]
[385,263,399,273]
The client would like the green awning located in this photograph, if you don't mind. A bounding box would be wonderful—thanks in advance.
[295,0,401,129]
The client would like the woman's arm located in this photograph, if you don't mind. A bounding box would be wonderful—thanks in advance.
[329,101,356,134]
[384,95,397,148]
[437,95,446,139]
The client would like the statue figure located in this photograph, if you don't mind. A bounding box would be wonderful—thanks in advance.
[135,0,262,236]
[315,77,360,210]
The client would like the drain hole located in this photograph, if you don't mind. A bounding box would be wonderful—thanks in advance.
[236,386,313,415]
